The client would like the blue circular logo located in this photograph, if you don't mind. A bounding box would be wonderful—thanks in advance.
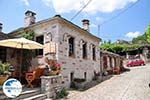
[3,78,22,98]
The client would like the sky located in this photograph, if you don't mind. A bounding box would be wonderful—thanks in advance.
[0,0,150,42]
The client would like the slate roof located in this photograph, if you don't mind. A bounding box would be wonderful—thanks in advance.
[8,15,101,41]
[101,50,125,59]
[0,32,9,40]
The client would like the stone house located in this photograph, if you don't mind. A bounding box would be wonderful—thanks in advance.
[100,50,124,74]
[7,11,101,87]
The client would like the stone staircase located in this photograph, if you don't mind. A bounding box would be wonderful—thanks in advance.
[0,87,47,100]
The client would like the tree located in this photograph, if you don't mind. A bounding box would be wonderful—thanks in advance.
[20,29,35,71]
[132,33,148,44]
[145,24,150,43]
[21,29,34,40]
[100,42,139,54]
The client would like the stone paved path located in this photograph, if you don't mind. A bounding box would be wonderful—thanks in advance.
[68,64,150,100]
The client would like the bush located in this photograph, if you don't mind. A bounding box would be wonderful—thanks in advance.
[55,88,69,99]
[0,62,10,75]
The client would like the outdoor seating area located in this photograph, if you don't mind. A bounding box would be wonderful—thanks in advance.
[0,37,61,89]
[25,67,44,88]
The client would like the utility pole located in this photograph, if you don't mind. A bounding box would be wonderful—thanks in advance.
[98,24,100,37]
[98,24,103,82]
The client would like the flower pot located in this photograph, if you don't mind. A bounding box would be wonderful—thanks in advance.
[50,70,60,76]
[0,75,9,85]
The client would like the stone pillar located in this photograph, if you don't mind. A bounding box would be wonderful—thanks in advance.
[41,75,63,98]
[126,52,129,59]
[143,47,148,62]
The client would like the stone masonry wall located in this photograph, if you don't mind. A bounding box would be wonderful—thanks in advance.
[9,17,101,88]
[56,21,101,87]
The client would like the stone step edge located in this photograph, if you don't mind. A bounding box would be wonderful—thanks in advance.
[21,88,41,95]
[22,93,47,100]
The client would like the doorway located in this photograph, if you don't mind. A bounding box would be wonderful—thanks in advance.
[70,72,74,88]
[0,47,7,63]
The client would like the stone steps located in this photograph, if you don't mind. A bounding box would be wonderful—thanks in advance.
[22,93,47,100]
[0,87,47,100]
[18,88,41,100]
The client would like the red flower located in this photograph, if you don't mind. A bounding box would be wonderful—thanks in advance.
[55,63,61,68]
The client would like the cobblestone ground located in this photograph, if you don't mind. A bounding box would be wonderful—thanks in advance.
[68,64,150,100]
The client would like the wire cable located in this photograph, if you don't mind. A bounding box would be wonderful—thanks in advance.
[100,0,141,26]
[70,0,92,21]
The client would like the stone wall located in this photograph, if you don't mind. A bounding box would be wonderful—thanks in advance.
[41,75,62,98]
[56,21,101,87]
[8,17,101,88]
[100,51,124,74]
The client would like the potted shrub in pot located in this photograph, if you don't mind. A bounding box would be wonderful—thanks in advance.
[44,58,61,76]
[50,62,61,75]
[0,62,10,85]
[73,78,86,89]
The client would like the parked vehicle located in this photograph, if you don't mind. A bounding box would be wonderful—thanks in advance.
[127,59,145,67]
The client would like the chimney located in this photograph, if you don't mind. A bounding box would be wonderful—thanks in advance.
[54,14,61,18]
[82,19,90,32]
[0,23,2,32]
[24,10,36,27]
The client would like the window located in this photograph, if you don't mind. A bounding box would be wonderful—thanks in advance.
[114,58,117,67]
[68,37,75,57]
[92,46,96,60]
[84,72,87,80]
[109,57,112,68]
[82,42,87,59]
[36,35,44,56]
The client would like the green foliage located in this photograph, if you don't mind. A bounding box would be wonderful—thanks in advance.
[132,24,150,44]
[132,33,148,44]
[100,42,113,52]
[0,62,10,75]
[112,44,125,53]
[100,42,140,53]
[145,24,150,43]
[100,24,150,54]
[21,29,34,40]
[21,29,35,70]
[55,88,69,99]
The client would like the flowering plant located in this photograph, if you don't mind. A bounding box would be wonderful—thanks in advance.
[50,62,61,71]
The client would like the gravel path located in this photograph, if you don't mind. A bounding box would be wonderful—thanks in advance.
[68,64,150,100]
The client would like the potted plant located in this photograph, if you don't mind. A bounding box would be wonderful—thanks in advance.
[50,62,61,75]
[44,58,61,76]
[0,62,10,85]
[72,78,86,89]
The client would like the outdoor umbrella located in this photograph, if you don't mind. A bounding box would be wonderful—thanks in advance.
[0,37,43,81]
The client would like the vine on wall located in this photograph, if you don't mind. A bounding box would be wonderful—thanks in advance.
[21,29,34,40]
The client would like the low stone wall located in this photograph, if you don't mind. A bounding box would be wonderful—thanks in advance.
[41,75,63,98]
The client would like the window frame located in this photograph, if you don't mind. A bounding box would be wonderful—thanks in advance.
[68,36,75,57]
[82,42,87,59]
[92,45,96,61]
[35,35,44,56]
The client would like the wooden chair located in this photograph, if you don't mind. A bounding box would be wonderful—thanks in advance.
[25,68,44,88]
